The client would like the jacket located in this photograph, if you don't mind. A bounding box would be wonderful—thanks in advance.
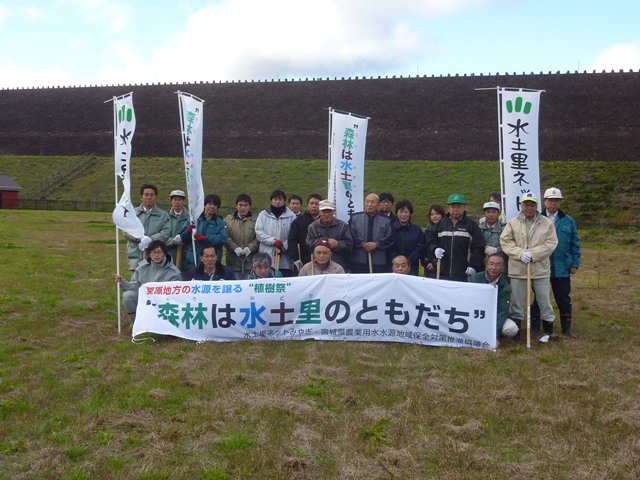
[166,208,190,266]
[428,212,485,281]
[298,260,345,276]
[349,212,394,269]
[306,217,353,270]
[389,222,423,275]
[288,211,320,264]
[179,214,228,269]
[224,210,259,275]
[500,212,558,279]
[469,270,511,337]
[543,210,581,278]
[255,206,296,271]
[123,204,171,271]
[186,262,236,281]
[480,221,505,253]
[119,254,182,291]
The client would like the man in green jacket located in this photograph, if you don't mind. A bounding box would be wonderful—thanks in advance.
[123,183,171,272]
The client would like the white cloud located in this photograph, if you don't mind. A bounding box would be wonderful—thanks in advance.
[24,6,45,20]
[589,43,640,72]
[62,0,134,35]
[0,62,72,89]
[97,0,479,84]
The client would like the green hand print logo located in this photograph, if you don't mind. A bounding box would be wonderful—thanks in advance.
[118,104,133,123]
[506,96,532,114]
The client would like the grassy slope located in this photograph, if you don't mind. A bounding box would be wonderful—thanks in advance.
[1,156,639,233]
[0,210,639,479]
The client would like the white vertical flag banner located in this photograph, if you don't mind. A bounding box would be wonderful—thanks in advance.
[112,93,144,239]
[177,92,205,227]
[497,88,543,220]
[328,109,369,222]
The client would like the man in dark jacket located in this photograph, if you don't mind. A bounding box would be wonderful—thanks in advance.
[185,243,235,281]
[349,193,394,273]
[428,193,485,282]
[287,193,322,273]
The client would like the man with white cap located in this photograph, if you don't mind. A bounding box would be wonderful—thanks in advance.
[500,192,558,339]
[531,187,581,337]
[166,189,189,270]
[307,199,353,271]
[480,201,505,259]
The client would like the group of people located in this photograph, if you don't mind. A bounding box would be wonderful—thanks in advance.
[116,184,581,346]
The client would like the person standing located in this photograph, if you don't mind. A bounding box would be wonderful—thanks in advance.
[174,194,228,271]
[500,192,558,338]
[420,204,445,278]
[349,193,394,273]
[288,193,322,272]
[532,187,581,337]
[389,200,422,275]
[255,189,296,277]
[306,199,353,272]
[225,194,259,279]
[123,183,171,272]
[428,194,485,282]
[480,201,506,260]
[165,189,190,270]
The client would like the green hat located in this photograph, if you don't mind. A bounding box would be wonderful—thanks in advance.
[447,193,466,205]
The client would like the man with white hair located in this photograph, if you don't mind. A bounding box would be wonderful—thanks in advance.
[531,187,581,337]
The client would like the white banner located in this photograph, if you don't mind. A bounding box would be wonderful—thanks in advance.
[178,92,205,226]
[112,93,144,239]
[133,274,498,349]
[498,88,543,220]
[328,109,368,222]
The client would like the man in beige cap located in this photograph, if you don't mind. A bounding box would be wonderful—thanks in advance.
[500,192,558,339]
[306,199,353,271]
[530,188,581,337]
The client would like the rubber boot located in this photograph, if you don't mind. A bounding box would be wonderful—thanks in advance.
[560,314,577,338]
[530,314,541,335]
[512,319,522,342]
[542,320,554,335]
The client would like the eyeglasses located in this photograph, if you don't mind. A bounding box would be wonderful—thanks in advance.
[149,250,165,256]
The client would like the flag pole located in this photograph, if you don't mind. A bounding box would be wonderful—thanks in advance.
[110,95,123,335]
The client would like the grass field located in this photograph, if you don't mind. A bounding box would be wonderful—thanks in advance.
[0,209,639,479]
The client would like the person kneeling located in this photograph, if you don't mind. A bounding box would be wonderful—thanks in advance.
[186,242,236,281]
[298,240,345,276]
[115,240,182,324]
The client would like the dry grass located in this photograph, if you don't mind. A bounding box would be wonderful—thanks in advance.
[0,210,639,479]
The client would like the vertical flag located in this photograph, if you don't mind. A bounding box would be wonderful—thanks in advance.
[328,108,369,222]
[497,88,543,220]
[112,93,144,238]
[177,92,205,228]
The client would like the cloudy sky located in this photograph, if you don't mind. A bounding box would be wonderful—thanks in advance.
[1,0,639,89]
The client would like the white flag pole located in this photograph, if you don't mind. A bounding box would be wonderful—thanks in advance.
[327,107,333,196]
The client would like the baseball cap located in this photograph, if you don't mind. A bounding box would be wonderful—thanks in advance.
[483,201,501,211]
[543,187,563,199]
[318,199,335,210]
[447,193,466,205]
[314,239,333,251]
[521,192,538,203]
[170,190,186,198]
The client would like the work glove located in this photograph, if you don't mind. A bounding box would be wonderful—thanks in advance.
[172,234,183,245]
[435,248,445,259]
[194,233,206,241]
[138,235,152,251]
[520,251,532,264]
[187,224,196,233]
[465,267,476,276]
[484,246,498,256]
[274,239,284,251]
[242,247,251,256]
[234,247,243,256]
[294,259,304,271]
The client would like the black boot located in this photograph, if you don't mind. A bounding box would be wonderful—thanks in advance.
[512,319,522,342]
[561,314,577,338]
[542,320,554,335]
[530,314,541,335]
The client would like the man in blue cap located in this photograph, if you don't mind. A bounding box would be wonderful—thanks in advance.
[427,193,485,281]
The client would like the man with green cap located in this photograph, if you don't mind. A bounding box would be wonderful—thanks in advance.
[427,193,485,282]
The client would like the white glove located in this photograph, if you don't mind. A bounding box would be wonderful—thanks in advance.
[242,247,251,256]
[484,246,498,256]
[294,259,304,271]
[138,235,152,251]
[234,247,243,256]
[435,248,445,259]
[465,267,476,276]
[172,234,183,246]
[520,251,532,264]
